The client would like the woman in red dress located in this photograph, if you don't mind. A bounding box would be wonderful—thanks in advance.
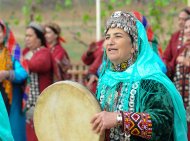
[23,22,53,141]
[173,16,190,141]
[44,22,71,81]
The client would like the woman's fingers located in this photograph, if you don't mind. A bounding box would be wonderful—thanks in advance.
[94,120,103,133]
[99,122,106,135]
[91,114,102,131]
[91,111,117,134]
[90,113,99,123]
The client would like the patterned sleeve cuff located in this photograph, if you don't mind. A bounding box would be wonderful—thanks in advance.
[123,112,152,140]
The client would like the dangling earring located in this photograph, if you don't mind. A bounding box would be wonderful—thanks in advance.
[127,56,133,67]
[127,48,135,66]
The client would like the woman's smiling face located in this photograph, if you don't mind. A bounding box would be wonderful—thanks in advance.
[105,28,134,65]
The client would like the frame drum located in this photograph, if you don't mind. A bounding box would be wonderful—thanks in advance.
[34,81,104,141]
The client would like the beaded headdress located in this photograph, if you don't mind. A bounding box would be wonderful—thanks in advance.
[28,22,44,33]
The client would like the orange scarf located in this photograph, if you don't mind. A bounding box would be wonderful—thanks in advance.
[0,47,13,104]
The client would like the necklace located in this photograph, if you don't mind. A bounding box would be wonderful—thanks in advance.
[112,57,133,72]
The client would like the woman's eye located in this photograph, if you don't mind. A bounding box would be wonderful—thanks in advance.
[115,35,122,38]
[105,36,110,40]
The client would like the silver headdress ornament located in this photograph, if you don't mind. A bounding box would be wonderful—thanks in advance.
[104,11,138,53]
[28,22,44,33]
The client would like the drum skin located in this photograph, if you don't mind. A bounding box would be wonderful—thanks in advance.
[33,81,104,141]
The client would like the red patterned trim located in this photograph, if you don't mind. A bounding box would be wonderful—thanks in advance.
[123,112,152,140]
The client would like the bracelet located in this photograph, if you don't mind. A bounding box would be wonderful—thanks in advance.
[116,112,123,126]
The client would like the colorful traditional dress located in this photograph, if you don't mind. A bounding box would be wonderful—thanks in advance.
[48,43,71,81]
[96,12,187,141]
[23,47,53,141]
[173,44,190,140]
[9,57,28,141]
[163,31,183,79]
[0,20,28,141]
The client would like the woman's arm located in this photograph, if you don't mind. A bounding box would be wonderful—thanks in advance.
[27,49,52,73]
[12,57,28,83]
[122,80,173,140]
[91,80,174,140]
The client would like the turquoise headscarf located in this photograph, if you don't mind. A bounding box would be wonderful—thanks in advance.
[97,11,187,141]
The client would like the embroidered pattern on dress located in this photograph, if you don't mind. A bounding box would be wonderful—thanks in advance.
[177,31,183,49]
[124,112,152,140]
[173,49,190,121]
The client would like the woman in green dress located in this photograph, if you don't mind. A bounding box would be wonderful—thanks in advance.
[91,11,187,141]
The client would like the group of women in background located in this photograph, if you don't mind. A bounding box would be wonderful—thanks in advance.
[0,19,70,141]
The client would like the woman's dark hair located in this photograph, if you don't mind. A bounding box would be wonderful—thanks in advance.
[182,7,190,15]
[185,15,190,22]
[0,23,5,45]
[0,23,4,31]
[28,26,46,47]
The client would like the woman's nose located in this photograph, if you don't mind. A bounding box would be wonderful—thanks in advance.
[107,37,114,46]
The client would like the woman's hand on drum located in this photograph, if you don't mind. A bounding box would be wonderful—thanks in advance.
[90,111,118,135]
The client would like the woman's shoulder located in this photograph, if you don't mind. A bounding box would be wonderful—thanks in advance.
[140,79,169,93]
[39,47,51,54]
[55,44,67,52]
[171,30,181,40]
[22,47,30,56]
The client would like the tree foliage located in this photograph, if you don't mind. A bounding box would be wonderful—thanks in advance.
[1,0,188,50]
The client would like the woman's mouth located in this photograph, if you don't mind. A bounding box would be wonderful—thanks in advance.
[108,48,118,51]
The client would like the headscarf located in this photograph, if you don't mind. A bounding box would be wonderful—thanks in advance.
[0,20,21,60]
[132,11,162,54]
[97,11,187,141]
[44,22,66,43]
[132,11,166,73]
